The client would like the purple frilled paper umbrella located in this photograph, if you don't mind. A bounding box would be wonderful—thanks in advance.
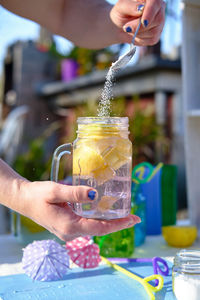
[22,240,70,281]
[66,236,101,269]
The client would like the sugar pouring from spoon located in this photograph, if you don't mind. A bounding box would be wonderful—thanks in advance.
[109,18,142,73]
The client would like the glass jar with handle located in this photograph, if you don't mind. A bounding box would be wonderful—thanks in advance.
[51,117,132,220]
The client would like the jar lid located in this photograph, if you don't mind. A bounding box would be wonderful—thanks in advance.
[77,117,128,125]
[174,250,200,274]
[77,117,129,136]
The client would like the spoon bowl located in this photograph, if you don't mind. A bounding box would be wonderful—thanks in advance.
[110,19,141,72]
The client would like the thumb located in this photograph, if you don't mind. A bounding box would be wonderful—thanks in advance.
[49,183,97,204]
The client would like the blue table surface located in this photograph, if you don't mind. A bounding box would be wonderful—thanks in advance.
[0,261,175,300]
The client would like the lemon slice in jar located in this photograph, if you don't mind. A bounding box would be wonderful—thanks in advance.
[73,123,132,183]
[102,139,132,171]
[73,145,114,183]
[84,125,132,171]
[78,123,120,138]
[79,124,120,154]
[97,196,117,212]
[73,146,104,175]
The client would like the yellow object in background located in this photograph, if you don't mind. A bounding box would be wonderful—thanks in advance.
[162,225,198,248]
[20,216,46,233]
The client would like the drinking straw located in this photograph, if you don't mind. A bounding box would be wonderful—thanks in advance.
[108,257,169,286]
[132,162,163,184]
[101,256,164,300]
[108,257,169,277]
[147,163,163,182]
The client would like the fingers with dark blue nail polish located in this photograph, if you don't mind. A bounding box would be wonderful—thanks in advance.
[125,26,132,33]
[143,19,149,27]
[137,4,145,12]
[88,190,96,200]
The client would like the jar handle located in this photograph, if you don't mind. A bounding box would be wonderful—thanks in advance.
[51,143,72,182]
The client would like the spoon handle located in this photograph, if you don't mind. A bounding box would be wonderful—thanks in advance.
[132,18,142,45]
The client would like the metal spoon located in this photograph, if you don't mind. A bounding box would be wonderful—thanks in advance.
[110,19,142,72]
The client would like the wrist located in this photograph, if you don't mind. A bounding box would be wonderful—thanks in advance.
[9,178,30,216]
[0,159,30,214]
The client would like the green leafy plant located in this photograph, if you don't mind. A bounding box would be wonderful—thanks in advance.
[14,138,47,181]
[13,121,61,181]
[128,97,164,164]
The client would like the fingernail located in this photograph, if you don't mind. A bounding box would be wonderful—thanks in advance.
[88,190,96,200]
[128,216,141,226]
[125,26,132,33]
[137,4,145,12]
[135,216,141,224]
[143,19,149,27]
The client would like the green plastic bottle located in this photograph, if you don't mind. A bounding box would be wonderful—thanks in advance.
[94,211,134,258]
[161,164,177,226]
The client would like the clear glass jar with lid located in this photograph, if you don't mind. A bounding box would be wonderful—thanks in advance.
[51,117,132,220]
[173,249,200,300]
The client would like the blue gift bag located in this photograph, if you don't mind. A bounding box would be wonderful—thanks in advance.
[140,167,162,235]
[132,163,163,236]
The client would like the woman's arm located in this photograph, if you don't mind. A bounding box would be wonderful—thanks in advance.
[1,0,165,48]
[0,159,28,215]
[0,159,140,241]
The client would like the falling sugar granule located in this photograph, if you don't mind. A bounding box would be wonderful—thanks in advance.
[97,68,116,117]
[98,48,130,117]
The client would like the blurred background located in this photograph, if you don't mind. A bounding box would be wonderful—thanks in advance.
[0,0,186,236]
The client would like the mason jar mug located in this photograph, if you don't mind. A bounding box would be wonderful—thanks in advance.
[51,117,132,220]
